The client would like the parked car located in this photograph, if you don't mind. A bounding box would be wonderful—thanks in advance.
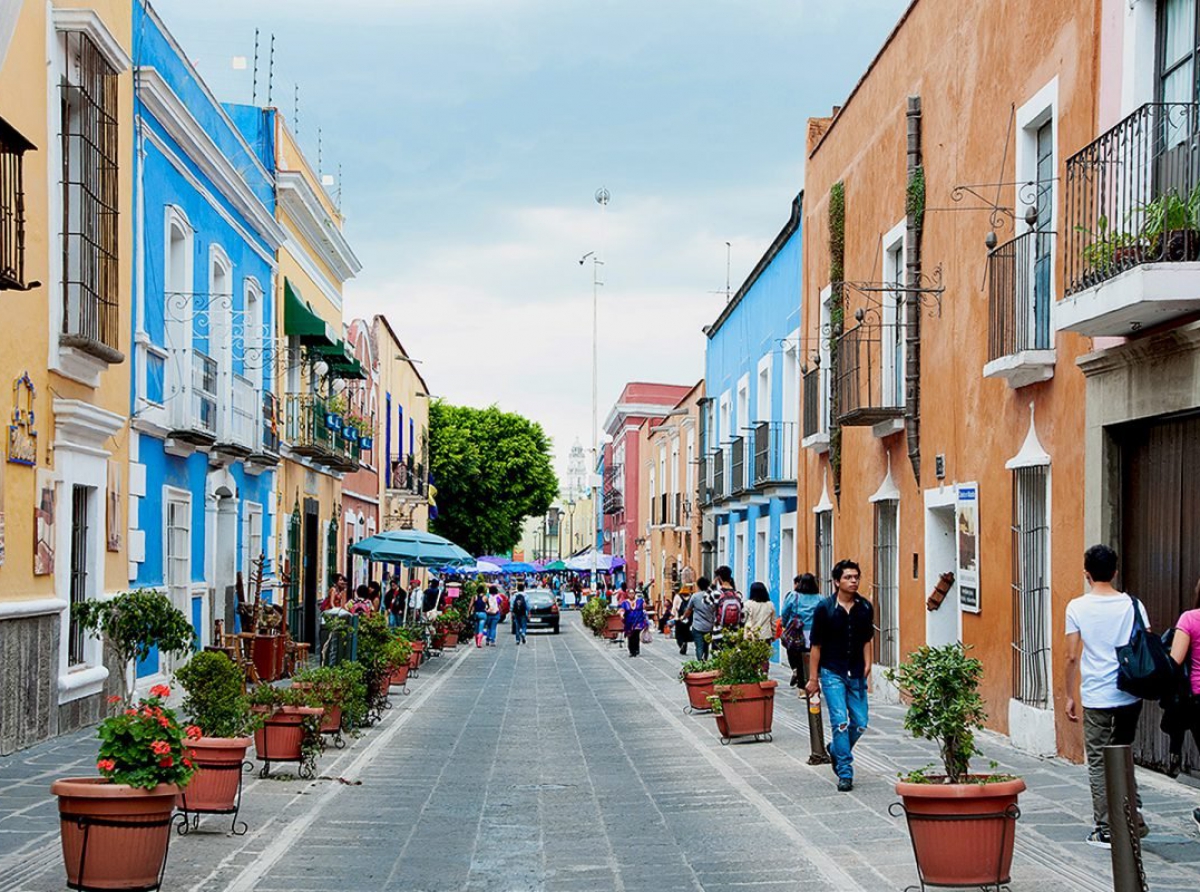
[523,589,560,634]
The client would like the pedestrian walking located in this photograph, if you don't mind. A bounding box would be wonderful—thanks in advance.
[710,565,744,652]
[807,559,872,792]
[672,585,694,655]
[782,573,830,764]
[619,590,648,657]
[658,588,673,636]
[744,582,777,641]
[684,577,716,661]
[572,578,583,610]
[484,585,502,646]
[1165,578,1200,833]
[1064,544,1150,847]
[472,590,488,648]
[511,583,529,644]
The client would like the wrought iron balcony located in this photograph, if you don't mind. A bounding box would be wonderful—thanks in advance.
[1061,102,1200,334]
[802,365,830,448]
[752,421,798,486]
[711,447,725,501]
[698,453,710,506]
[603,464,624,515]
[730,437,746,495]
[834,321,904,427]
[985,230,1056,387]
[215,373,257,457]
[249,391,281,466]
[285,393,337,461]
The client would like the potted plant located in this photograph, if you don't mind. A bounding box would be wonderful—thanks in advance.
[247,685,323,779]
[400,623,428,675]
[72,589,196,704]
[291,662,368,746]
[1076,216,1144,280]
[173,651,254,831]
[678,658,718,714]
[1136,185,1200,263]
[51,685,197,890]
[708,628,777,743]
[356,613,397,720]
[884,644,1025,890]
[384,637,414,691]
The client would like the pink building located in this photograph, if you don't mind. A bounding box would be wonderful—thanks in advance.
[602,382,693,588]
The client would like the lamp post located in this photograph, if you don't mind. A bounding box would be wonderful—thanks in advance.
[581,186,609,598]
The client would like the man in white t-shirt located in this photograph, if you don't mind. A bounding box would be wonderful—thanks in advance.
[1064,544,1149,849]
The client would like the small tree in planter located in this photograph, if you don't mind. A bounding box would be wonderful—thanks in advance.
[51,686,197,890]
[884,644,1025,890]
[73,589,195,704]
[707,629,777,743]
[678,658,718,714]
[173,652,255,832]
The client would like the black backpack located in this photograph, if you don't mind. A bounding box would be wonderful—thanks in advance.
[1116,596,1177,701]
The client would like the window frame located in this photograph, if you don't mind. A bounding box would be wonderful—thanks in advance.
[1011,465,1052,708]
[0,116,37,292]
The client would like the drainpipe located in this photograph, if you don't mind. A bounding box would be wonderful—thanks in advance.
[904,96,923,481]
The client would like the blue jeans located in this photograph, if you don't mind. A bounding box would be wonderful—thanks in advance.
[819,669,869,781]
[512,614,528,641]
[485,613,500,643]
[692,629,710,661]
[475,612,487,636]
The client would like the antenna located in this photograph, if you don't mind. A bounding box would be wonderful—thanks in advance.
[293,83,300,134]
[317,127,322,176]
[266,33,275,105]
[707,241,734,302]
[251,28,259,105]
[336,163,343,210]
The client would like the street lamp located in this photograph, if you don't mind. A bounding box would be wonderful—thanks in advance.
[581,186,609,597]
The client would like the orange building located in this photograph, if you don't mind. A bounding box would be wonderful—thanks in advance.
[797,0,1100,759]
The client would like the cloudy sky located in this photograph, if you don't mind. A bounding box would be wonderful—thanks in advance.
[154,0,909,481]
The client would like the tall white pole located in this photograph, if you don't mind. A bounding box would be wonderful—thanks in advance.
[591,188,610,598]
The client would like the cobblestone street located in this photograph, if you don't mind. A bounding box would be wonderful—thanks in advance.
[2,614,1198,892]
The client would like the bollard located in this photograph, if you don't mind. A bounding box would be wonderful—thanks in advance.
[799,649,830,764]
[1103,745,1147,892]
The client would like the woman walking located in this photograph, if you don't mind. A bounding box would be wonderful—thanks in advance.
[672,585,694,655]
[1166,579,1200,818]
[781,573,824,687]
[473,588,488,648]
[484,585,502,646]
[619,589,649,658]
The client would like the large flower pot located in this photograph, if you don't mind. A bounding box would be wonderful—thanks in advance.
[177,737,252,814]
[601,614,624,640]
[894,778,1026,889]
[713,681,778,743]
[253,706,323,778]
[407,641,425,671]
[683,671,719,713]
[251,634,286,682]
[442,631,459,649]
[389,664,410,687]
[51,777,179,891]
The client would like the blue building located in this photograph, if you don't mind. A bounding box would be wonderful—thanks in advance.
[127,1,286,677]
[701,194,803,642]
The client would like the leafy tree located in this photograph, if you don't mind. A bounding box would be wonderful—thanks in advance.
[429,401,559,556]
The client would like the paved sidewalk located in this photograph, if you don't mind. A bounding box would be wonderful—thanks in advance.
[0,614,1197,892]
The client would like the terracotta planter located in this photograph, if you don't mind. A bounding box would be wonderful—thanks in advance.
[389,663,410,687]
[288,684,342,734]
[177,737,251,814]
[253,706,323,763]
[252,634,285,682]
[601,614,624,640]
[683,671,719,712]
[713,680,778,742]
[407,641,425,670]
[443,631,459,649]
[431,634,447,649]
[894,777,1026,888]
[51,777,178,891]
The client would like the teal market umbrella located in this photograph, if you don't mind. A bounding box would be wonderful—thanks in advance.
[349,530,473,568]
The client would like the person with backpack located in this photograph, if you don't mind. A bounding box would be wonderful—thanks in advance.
[619,589,648,657]
[684,577,716,661]
[472,588,488,648]
[1064,544,1151,847]
[511,583,529,645]
[710,565,744,652]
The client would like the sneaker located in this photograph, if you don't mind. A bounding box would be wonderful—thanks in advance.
[1085,828,1111,849]
[836,778,853,792]
[1192,808,1200,834]
[789,670,799,688]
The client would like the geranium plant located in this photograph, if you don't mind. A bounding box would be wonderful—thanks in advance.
[96,685,199,790]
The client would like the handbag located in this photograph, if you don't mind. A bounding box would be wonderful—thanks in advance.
[780,618,805,652]
[641,627,653,644]
[1116,595,1176,700]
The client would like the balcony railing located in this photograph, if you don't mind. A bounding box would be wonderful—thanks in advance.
[222,373,256,454]
[699,453,710,506]
[285,393,336,460]
[802,365,828,440]
[988,230,1055,361]
[192,351,218,440]
[834,322,904,426]
[603,464,624,515]
[712,448,725,501]
[730,437,746,495]
[752,421,798,485]
[260,392,280,457]
[1065,102,1200,295]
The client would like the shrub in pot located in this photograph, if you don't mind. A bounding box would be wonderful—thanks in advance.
[678,658,719,714]
[884,644,1025,889]
[384,637,414,689]
[51,685,197,890]
[247,684,323,779]
[708,629,777,743]
[356,613,399,718]
[173,651,254,828]
[292,662,369,735]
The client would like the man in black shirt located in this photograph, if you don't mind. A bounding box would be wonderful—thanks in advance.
[806,559,873,792]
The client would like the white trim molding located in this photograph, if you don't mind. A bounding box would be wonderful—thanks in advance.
[52,8,131,72]
[277,171,362,282]
[0,598,70,620]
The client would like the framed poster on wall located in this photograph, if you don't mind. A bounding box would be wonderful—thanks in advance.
[956,483,980,614]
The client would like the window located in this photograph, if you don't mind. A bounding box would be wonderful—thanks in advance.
[0,117,36,291]
[1012,466,1051,707]
[755,523,768,589]
[757,359,771,423]
[882,229,906,408]
[815,509,833,593]
[61,31,119,352]
[819,286,833,434]
[165,491,191,622]
[242,502,263,583]
[873,500,900,668]
[1160,0,1197,113]
[782,338,800,426]
[208,248,232,438]
[244,278,264,390]
[68,485,90,666]
[1032,121,1054,350]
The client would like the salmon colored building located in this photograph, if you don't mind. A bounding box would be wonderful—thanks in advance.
[797,0,1101,760]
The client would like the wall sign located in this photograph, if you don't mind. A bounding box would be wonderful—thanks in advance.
[956,483,980,614]
[34,468,55,576]
[8,372,37,466]
[106,460,121,552]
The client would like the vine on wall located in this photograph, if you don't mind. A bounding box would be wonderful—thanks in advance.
[828,181,845,499]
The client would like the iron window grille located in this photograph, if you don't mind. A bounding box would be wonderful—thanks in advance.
[1011,465,1051,708]
[815,510,833,593]
[873,500,900,669]
[68,485,90,666]
[0,117,36,292]
[60,30,120,356]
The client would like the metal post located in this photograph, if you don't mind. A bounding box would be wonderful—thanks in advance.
[1103,745,1147,892]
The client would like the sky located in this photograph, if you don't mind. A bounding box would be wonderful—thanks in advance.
[153,0,911,483]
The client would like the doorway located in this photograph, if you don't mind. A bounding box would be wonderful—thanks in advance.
[924,493,960,648]
[302,499,320,647]
[213,488,237,644]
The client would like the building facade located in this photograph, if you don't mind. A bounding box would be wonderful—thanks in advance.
[376,315,430,544]
[701,196,802,633]
[340,318,379,588]
[0,0,136,754]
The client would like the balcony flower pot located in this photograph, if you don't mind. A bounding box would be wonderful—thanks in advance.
[682,669,719,714]
[1162,228,1200,262]
[893,777,1026,888]
[712,681,777,743]
[51,777,179,892]
[602,613,624,640]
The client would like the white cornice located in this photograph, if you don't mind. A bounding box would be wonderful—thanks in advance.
[277,171,362,282]
[137,67,286,251]
[53,399,125,456]
[53,8,131,73]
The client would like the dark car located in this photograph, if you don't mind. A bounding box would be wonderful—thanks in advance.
[523,589,560,634]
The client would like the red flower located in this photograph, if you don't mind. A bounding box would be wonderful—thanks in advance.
[107,695,122,704]
[149,684,171,699]
[158,716,170,728]
[182,758,193,769]
[124,709,137,717]
[158,757,174,768]
[184,725,203,740]
[96,759,116,773]
[149,740,172,756]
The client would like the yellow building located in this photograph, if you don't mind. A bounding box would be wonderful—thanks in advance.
[374,315,431,541]
[270,114,363,649]
[0,1,134,752]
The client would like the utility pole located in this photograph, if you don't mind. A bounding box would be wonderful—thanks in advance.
[589,187,610,598]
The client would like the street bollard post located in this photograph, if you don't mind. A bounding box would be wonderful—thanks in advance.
[1103,744,1147,892]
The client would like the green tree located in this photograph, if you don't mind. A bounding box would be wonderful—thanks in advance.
[429,401,559,556]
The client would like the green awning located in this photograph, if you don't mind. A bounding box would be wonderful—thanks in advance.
[311,340,367,380]
[283,279,337,346]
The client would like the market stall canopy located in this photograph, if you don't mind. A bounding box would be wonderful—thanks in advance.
[283,279,337,347]
[564,549,621,572]
[502,561,537,574]
[465,559,503,574]
[349,530,472,567]
[543,560,567,571]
